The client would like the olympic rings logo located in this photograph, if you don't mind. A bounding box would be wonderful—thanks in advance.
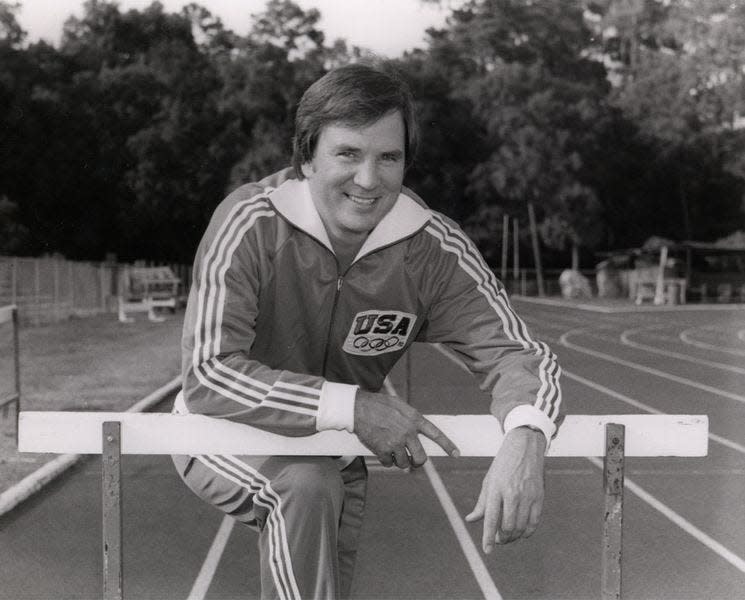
[352,336,401,352]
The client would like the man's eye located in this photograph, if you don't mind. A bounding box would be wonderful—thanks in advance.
[382,153,402,163]
[338,151,357,159]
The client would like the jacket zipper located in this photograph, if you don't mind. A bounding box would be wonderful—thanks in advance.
[321,267,346,376]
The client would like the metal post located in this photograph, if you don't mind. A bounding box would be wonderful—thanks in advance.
[527,202,545,297]
[34,258,40,305]
[102,422,123,600]
[501,214,509,282]
[53,257,59,321]
[602,423,625,600]
[100,263,107,311]
[513,218,519,285]
[69,262,74,312]
[11,257,18,305]
[13,306,20,445]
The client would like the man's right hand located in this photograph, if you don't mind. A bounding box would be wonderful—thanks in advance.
[353,390,460,469]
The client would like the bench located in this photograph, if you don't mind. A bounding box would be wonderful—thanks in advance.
[117,267,180,322]
[18,408,707,600]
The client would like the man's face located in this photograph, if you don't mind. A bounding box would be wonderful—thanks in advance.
[302,110,406,242]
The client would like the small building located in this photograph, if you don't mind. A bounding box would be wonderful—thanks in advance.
[596,238,745,304]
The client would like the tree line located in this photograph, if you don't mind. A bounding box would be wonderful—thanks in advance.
[1,0,743,266]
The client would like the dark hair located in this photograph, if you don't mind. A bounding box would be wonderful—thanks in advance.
[292,62,419,178]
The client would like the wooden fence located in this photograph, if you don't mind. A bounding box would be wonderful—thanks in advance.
[0,256,191,325]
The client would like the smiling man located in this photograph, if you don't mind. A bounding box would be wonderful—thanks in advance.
[173,63,562,600]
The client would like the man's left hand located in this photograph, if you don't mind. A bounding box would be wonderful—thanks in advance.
[465,427,546,553]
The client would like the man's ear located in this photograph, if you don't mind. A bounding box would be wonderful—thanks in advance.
[301,162,314,179]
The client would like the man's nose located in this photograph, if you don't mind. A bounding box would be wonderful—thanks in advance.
[353,158,379,189]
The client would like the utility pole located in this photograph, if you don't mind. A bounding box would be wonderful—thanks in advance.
[513,218,520,292]
[527,202,545,297]
[501,214,509,281]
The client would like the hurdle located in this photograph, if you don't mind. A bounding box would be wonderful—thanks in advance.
[0,305,21,444]
[18,410,708,600]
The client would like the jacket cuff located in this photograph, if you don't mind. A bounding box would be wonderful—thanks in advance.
[317,381,358,433]
[503,405,556,452]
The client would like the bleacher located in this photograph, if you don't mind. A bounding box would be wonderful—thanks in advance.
[117,266,180,323]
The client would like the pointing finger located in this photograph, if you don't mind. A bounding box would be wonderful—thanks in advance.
[416,417,460,458]
[524,498,543,539]
[482,494,501,554]
[465,486,486,522]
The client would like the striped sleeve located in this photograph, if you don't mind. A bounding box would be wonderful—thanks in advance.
[182,191,356,436]
[421,212,562,446]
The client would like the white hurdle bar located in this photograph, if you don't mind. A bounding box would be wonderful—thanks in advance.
[18,412,708,600]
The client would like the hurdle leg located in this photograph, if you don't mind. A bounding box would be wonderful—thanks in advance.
[602,423,625,600]
[102,422,123,600]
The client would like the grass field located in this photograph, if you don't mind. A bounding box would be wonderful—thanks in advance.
[0,311,183,495]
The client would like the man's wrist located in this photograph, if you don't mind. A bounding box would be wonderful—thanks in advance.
[502,404,555,452]
[507,425,548,453]
[316,381,358,432]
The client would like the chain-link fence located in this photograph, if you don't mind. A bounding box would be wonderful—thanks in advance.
[0,256,192,325]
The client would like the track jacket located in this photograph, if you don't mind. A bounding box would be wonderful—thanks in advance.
[180,168,562,445]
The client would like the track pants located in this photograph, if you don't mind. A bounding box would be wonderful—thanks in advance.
[172,454,368,599]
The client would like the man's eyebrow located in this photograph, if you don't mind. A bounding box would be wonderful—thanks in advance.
[332,143,361,152]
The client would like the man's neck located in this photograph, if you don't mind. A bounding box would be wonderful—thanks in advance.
[328,230,367,273]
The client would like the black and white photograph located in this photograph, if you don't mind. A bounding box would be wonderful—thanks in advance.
[1,1,744,598]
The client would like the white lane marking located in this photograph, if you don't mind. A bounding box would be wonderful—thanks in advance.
[430,341,745,579]
[680,327,745,357]
[621,326,745,375]
[435,339,745,456]
[561,370,745,456]
[422,460,503,600]
[739,330,745,342]
[514,296,745,313]
[586,457,745,575]
[560,329,745,405]
[187,515,235,600]
[383,378,502,600]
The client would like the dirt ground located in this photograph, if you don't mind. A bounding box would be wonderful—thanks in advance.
[0,310,183,495]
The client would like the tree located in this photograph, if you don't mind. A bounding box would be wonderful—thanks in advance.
[587,0,745,242]
[0,1,25,47]
[405,0,610,267]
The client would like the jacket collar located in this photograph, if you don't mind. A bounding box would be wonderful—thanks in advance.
[268,179,431,262]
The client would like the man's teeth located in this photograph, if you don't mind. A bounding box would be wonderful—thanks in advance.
[347,194,377,205]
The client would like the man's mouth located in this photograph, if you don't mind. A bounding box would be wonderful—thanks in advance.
[345,193,379,206]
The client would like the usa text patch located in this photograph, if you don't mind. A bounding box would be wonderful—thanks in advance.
[342,310,417,356]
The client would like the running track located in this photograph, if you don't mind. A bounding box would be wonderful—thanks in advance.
[1,301,744,599]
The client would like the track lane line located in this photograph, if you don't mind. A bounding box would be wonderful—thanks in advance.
[517,319,745,456]
[680,327,745,357]
[187,515,235,600]
[434,341,745,455]
[621,326,745,374]
[560,329,745,405]
[383,378,502,600]
[526,316,745,372]
[585,457,745,575]
[431,343,745,577]
[561,370,745,456]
